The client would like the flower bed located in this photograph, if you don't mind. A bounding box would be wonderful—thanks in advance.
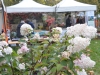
[0,23,97,75]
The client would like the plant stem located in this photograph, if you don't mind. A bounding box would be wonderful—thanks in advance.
[10,61,15,75]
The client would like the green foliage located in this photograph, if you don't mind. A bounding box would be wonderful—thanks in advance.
[0,25,97,75]
[4,0,61,6]
[88,39,100,75]
[77,0,100,14]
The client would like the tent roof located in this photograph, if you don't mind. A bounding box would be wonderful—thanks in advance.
[54,0,97,12]
[7,0,53,13]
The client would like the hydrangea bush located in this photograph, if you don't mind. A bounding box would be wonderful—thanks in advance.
[0,23,97,75]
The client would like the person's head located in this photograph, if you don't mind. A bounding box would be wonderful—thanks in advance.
[21,20,25,23]
[65,13,67,16]
[47,16,51,19]
[68,15,71,18]
[25,19,30,23]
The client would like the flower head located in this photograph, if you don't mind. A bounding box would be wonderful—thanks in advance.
[20,23,33,36]
[17,46,29,54]
[33,32,40,39]
[66,24,97,39]
[0,41,8,47]
[61,51,71,59]
[77,69,87,75]
[73,54,96,69]
[67,37,90,53]
[18,63,25,70]
[3,47,13,55]
[52,27,62,34]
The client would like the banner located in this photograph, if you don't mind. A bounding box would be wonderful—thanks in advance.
[85,11,95,27]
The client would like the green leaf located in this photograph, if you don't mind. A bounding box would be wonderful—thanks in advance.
[42,41,49,44]
[11,51,18,57]
[0,57,5,62]
[61,60,67,66]
[50,66,56,73]
[34,63,47,69]
[56,64,63,71]
[50,59,58,64]
[67,59,74,69]
[5,55,11,63]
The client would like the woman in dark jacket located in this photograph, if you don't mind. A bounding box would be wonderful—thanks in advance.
[16,20,25,38]
[66,15,72,28]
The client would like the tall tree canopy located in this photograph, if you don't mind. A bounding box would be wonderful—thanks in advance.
[77,0,100,14]
[4,0,61,6]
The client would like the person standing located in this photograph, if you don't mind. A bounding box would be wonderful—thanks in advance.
[66,15,72,28]
[16,20,25,38]
[25,19,34,29]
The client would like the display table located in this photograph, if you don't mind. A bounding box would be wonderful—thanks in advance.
[8,41,19,44]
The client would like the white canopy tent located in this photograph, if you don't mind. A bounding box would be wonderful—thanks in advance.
[54,0,96,12]
[7,0,97,13]
[7,0,53,13]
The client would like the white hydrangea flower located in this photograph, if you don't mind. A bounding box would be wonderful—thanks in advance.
[18,63,25,70]
[19,42,27,47]
[0,41,8,47]
[81,26,97,39]
[52,27,62,34]
[20,23,33,36]
[17,46,29,54]
[66,24,97,39]
[56,27,62,34]
[73,54,96,69]
[33,32,40,39]
[3,47,13,55]
[61,51,71,59]
[66,24,86,37]
[67,37,90,53]
[77,69,87,75]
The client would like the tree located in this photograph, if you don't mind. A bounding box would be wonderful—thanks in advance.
[4,0,61,6]
[34,0,61,6]
[76,0,100,14]
[4,0,21,6]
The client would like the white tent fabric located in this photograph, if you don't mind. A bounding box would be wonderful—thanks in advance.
[54,0,96,12]
[7,0,53,13]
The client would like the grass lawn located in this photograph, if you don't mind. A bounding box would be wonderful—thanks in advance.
[88,38,100,75]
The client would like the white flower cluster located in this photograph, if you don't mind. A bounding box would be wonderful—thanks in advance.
[61,51,71,59]
[20,23,33,36]
[17,45,29,54]
[67,37,90,53]
[0,41,13,57]
[77,69,87,75]
[82,26,97,39]
[52,27,62,34]
[4,47,13,55]
[18,63,25,70]
[32,32,40,40]
[66,24,97,39]
[0,41,8,47]
[19,42,27,47]
[73,54,96,69]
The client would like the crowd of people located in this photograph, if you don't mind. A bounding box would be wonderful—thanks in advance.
[65,13,85,28]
